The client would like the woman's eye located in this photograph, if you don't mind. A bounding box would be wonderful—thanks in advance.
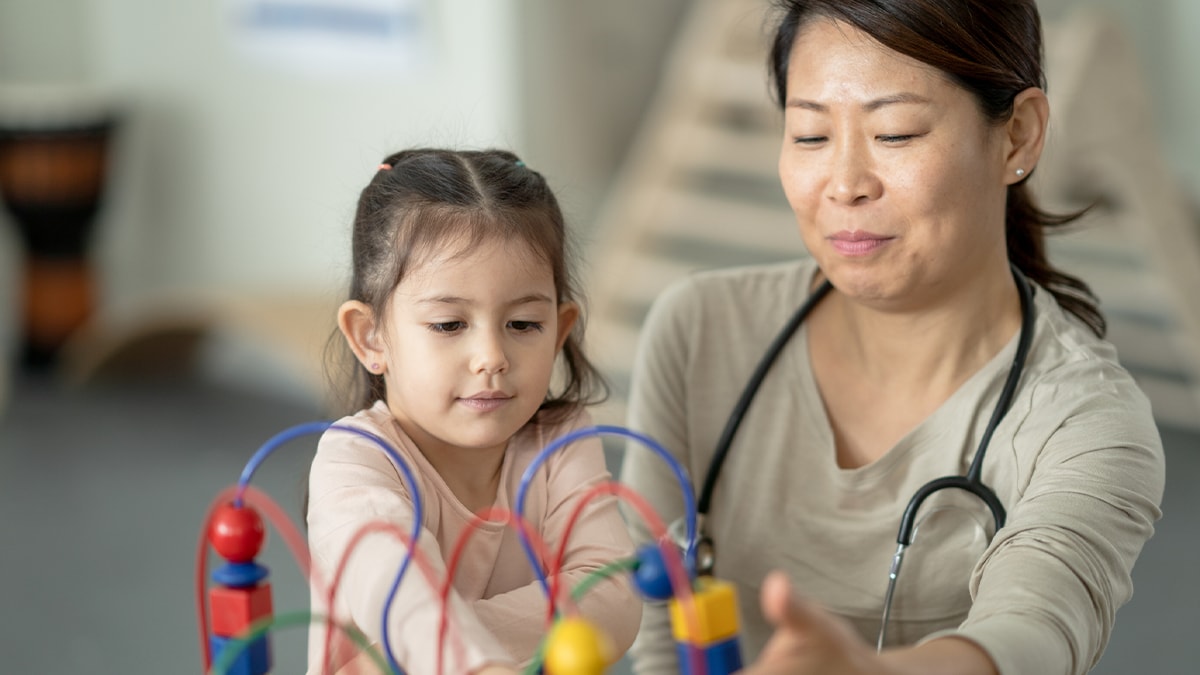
[428,321,465,334]
[508,321,544,333]
[877,133,923,144]
[792,135,827,145]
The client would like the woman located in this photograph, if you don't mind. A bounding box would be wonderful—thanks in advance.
[618,1,1164,674]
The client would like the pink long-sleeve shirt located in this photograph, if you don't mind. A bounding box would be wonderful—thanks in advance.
[306,401,640,675]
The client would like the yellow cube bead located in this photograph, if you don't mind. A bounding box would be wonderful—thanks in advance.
[668,577,740,645]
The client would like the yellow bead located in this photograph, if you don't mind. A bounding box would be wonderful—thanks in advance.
[668,577,740,645]
[543,617,615,675]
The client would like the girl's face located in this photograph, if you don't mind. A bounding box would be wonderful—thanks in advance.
[375,237,576,460]
[778,19,1014,308]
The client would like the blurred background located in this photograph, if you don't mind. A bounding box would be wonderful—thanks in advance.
[1,0,1197,672]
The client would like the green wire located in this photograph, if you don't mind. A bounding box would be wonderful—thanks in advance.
[210,610,396,675]
[522,557,640,675]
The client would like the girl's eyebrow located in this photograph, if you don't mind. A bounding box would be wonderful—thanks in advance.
[416,293,554,306]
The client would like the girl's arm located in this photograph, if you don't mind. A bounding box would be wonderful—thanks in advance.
[308,426,516,675]
[471,422,643,662]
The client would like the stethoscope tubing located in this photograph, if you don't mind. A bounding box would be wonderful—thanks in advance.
[694,264,1035,556]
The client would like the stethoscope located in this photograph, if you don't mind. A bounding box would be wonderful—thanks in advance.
[669,265,1035,650]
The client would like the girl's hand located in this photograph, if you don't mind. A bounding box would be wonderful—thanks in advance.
[744,571,998,675]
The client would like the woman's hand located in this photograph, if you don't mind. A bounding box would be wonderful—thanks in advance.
[743,572,998,675]
[742,571,879,674]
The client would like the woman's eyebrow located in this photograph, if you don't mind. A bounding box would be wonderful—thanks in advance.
[785,92,932,112]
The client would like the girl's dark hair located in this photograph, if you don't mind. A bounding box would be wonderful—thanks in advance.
[767,0,1105,337]
[327,147,607,425]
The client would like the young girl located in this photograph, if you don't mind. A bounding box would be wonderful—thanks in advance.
[306,148,641,675]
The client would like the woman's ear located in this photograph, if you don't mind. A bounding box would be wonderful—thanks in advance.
[1004,87,1050,184]
[555,301,581,352]
[338,300,387,374]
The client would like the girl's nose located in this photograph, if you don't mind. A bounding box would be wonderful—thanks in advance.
[470,331,509,375]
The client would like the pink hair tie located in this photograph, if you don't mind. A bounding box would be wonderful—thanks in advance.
[377,163,392,171]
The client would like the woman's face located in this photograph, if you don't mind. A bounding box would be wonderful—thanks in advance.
[778,19,1012,308]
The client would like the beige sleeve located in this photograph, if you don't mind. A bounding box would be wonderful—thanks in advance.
[306,427,514,675]
[927,374,1164,675]
[472,415,643,662]
[618,279,703,675]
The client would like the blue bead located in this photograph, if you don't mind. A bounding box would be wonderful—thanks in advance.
[210,633,272,675]
[212,561,269,588]
[633,544,676,601]
[675,637,742,675]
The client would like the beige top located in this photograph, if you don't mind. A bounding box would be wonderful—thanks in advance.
[619,259,1164,675]
[307,401,640,675]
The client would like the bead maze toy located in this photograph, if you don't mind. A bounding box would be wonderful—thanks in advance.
[196,422,745,675]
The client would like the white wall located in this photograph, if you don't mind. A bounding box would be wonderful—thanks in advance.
[2,0,521,310]
[516,0,692,233]
[1038,0,1200,202]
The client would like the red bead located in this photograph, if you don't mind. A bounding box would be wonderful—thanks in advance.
[209,503,265,562]
[210,582,274,637]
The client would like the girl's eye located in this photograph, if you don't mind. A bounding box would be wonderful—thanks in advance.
[792,136,827,145]
[428,321,465,334]
[508,321,544,333]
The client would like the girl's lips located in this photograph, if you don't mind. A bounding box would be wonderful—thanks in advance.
[828,230,894,256]
[458,395,512,412]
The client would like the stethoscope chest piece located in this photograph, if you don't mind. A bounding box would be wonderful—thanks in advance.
[669,514,716,577]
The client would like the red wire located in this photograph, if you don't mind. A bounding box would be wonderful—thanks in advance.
[546,480,706,675]
[319,520,449,675]
[438,507,556,675]
[196,485,322,673]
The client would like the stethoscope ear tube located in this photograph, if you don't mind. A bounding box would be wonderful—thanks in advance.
[893,266,1034,545]
[895,477,1007,546]
[694,264,1035,578]
[696,279,834,516]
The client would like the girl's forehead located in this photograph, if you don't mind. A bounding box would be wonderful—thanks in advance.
[398,236,554,294]
[408,234,545,272]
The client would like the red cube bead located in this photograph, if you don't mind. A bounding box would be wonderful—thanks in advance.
[210,583,273,637]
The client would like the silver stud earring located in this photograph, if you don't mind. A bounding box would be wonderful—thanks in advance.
[1015,168,1026,177]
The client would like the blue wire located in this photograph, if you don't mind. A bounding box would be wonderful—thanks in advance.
[235,421,333,506]
[231,421,422,675]
[513,424,698,599]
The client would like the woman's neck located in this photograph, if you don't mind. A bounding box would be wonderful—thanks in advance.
[816,266,1023,397]
[807,263,1024,469]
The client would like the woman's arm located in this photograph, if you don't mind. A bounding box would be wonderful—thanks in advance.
[618,278,703,675]
[745,371,1164,675]
[944,374,1164,674]
[744,572,998,675]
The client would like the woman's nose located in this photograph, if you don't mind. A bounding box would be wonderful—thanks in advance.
[825,137,882,205]
[470,331,509,375]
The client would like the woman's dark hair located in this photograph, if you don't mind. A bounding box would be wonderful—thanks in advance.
[767,0,1105,337]
[326,147,607,424]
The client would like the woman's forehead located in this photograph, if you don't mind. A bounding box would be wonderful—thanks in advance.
[786,18,954,103]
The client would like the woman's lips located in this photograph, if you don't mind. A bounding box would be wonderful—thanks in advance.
[828,230,894,256]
